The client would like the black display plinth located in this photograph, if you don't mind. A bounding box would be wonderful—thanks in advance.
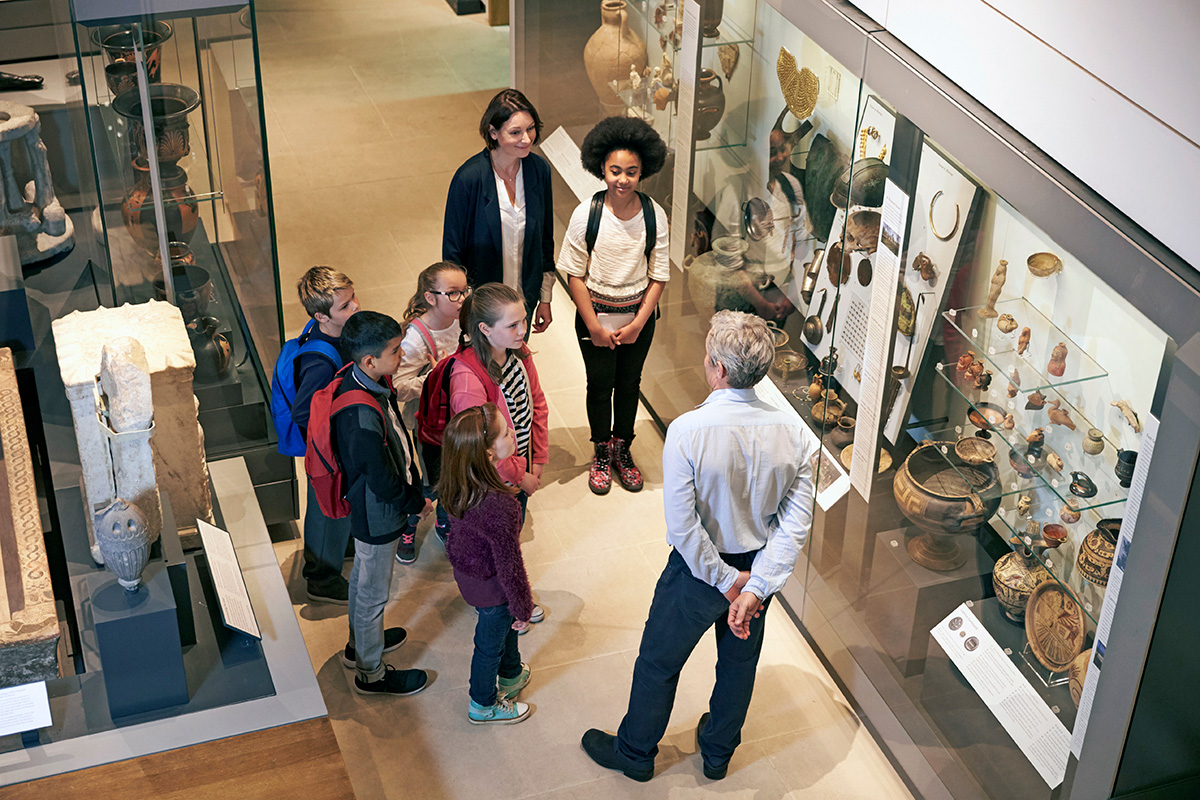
[864,528,995,677]
[88,563,188,719]
[445,0,485,14]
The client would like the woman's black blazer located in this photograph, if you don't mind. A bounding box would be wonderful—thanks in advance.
[442,148,556,311]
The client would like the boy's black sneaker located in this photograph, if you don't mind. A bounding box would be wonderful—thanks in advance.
[341,627,408,669]
[395,530,416,564]
[306,576,349,605]
[353,664,428,697]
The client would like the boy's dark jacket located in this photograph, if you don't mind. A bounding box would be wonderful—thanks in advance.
[331,365,423,543]
[293,325,345,437]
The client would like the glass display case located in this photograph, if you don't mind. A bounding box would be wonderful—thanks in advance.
[64,0,294,517]
[517,1,1200,798]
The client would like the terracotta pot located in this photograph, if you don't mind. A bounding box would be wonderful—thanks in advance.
[894,441,1001,571]
[122,160,199,255]
[993,544,1051,623]
[90,21,173,83]
[694,69,726,141]
[154,262,214,322]
[700,0,724,37]
[188,315,234,383]
[829,416,855,449]
[1077,518,1120,587]
[112,83,200,165]
[582,1,647,115]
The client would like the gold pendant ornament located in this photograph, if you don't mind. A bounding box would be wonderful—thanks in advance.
[776,47,819,120]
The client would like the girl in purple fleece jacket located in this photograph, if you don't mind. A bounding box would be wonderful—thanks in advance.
[438,403,534,725]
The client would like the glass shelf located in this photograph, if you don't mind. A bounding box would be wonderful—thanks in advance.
[935,364,1127,513]
[943,298,1108,394]
[921,424,1049,501]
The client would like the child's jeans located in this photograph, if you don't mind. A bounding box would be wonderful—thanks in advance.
[347,535,399,683]
[470,604,522,706]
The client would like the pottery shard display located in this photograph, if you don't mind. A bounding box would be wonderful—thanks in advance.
[0,348,61,689]
[0,101,75,265]
[583,1,647,116]
[52,301,213,556]
[993,543,1052,623]
[1069,649,1092,707]
[93,498,153,592]
[893,441,1001,571]
[1077,518,1120,587]
[1025,581,1087,672]
[693,69,726,140]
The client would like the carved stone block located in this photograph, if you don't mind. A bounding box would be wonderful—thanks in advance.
[0,348,60,688]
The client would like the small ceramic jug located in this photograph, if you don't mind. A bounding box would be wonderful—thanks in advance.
[1082,428,1105,456]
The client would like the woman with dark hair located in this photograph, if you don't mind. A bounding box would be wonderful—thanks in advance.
[443,89,557,333]
[557,116,670,496]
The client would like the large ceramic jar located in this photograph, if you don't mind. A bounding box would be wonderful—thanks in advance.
[583,1,647,116]
[122,160,199,255]
[1077,518,1120,586]
[894,441,1001,571]
[993,544,1052,623]
[188,316,234,383]
[694,69,726,140]
[94,498,152,592]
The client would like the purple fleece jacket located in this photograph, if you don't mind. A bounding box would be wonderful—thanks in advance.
[444,492,534,622]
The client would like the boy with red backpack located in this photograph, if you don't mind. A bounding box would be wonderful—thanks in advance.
[317,310,432,696]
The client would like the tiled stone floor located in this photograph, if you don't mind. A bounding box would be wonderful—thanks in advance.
[256,0,913,796]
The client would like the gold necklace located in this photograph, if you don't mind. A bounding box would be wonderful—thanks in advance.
[858,125,886,160]
[929,190,960,241]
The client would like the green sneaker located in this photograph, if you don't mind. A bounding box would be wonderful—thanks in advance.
[468,697,530,725]
[497,662,532,700]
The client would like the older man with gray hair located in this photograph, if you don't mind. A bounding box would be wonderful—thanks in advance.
[581,310,816,782]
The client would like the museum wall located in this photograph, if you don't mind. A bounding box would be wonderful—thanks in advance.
[791,0,1200,275]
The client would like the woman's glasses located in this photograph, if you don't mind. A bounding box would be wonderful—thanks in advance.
[429,287,472,302]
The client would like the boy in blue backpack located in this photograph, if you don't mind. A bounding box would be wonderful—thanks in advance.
[295,266,359,604]
[333,311,432,696]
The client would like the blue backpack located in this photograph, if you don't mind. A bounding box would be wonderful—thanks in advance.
[270,319,344,457]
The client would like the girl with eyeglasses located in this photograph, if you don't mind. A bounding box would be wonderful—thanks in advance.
[392,261,470,560]
[439,403,533,725]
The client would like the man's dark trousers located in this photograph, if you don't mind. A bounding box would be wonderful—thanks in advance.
[615,547,772,770]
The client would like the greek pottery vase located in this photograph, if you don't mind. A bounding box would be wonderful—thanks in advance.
[1082,428,1105,456]
[1077,518,1120,587]
[112,83,201,166]
[583,1,647,116]
[700,0,724,37]
[993,544,1051,623]
[90,21,173,83]
[94,498,152,592]
[154,262,214,322]
[188,315,234,383]
[1115,449,1137,488]
[894,441,1001,571]
[104,61,139,98]
[829,416,856,450]
[1069,649,1092,708]
[694,69,726,141]
[122,160,199,255]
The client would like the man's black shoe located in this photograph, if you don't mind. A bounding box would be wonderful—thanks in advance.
[353,664,428,697]
[580,729,653,782]
[306,576,349,605]
[341,627,407,669]
[696,712,729,780]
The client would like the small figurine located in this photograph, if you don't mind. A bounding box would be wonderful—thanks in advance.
[1002,413,1015,430]
[1048,342,1068,377]
[1045,399,1076,430]
[1007,367,1021,398]
[913,252,937,282]
[1026,390,1046,410]
[975,370,993,391]
[1047,452,1064,472]
[1026,427,1045,457]
[1017,495,1032,518]
[1018,327,1031,355]
[997,313,1018,334]
[979,259,1007,318]
[956,350,976,373]
[968,359,985,380]
[1111,399,1142,433]
[1060,499,1081,524]
[653,86,673,111]
[1070,470,1098,498]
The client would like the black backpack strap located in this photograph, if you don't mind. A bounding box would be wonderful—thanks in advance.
[776,173,798,213]
[584,190,606,257]
[638,191,655,263]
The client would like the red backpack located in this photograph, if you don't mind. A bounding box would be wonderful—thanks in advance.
[305,364,388,518]
[416,346,501,447]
